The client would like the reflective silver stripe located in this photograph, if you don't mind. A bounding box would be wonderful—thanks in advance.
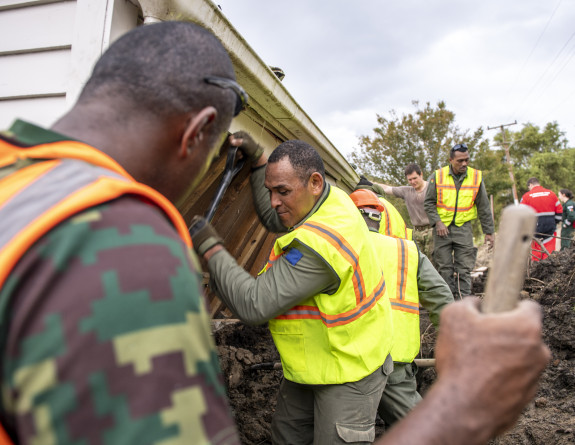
[0,159,126,252]
[536,211,556,216]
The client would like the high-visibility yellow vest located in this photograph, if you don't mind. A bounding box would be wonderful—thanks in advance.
[435,166,482,226]
[0,138,192,290]
[264,186,393,384]
[370,232,421,363]
[378,196,413,240]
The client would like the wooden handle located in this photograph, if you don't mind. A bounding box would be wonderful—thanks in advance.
[482,205,537,314]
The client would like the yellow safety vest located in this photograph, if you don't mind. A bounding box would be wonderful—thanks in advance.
[264,186,393,384]
[370,232,421,363]
[378,196,413,240]
[435,166,482,226]
[0,139,192,290]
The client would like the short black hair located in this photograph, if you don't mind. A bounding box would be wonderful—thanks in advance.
[527,177,540,187]
[450,143,469,159]
[560,189,573,199]
[268,140,325,183]
[78,21,236,135]
[404,164,422,176]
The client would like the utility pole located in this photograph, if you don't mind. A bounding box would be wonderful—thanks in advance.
[488,121,519,204]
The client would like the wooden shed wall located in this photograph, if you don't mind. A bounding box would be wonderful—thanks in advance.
[1,0,359,318]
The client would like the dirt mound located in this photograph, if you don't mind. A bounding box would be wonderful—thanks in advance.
[214,247,575,444]
[214,323,280,444]
[490,248,575,445]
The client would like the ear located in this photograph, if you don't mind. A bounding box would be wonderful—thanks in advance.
[179,106,217,158]
[309,172,324,196]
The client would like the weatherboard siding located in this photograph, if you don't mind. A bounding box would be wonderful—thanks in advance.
[0,0,139,129]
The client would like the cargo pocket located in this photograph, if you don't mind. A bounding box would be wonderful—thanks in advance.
[335,423,375,443]
[268,320,307,373]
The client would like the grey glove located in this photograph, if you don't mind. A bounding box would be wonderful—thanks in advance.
[189,215,224,257]
[232,131,264,163]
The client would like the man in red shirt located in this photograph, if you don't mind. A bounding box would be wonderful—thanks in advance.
[520,177,563,260]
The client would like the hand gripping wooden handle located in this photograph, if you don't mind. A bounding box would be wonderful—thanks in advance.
[482,205,537,314]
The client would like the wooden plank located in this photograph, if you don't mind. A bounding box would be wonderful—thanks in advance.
[0,50,70,99]
[0,96,68,129]
[0,0,66,11]
[0,1,76,54]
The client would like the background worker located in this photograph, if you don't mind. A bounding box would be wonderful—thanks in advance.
[349,189,453,427]
[376,297,549,445]
[424,143,494,298]
[356,176,412,239]
[520,178,563,260]
[359,164,433,258]
[0,22,242,444]
[0,19,550,445]
[558,189,574,250]
[191,136,394,444]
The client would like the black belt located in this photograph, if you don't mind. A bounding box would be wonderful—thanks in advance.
[414,225,431,231]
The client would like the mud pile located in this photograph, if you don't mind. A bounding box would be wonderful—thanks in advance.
[214,323,280,444]
[490,247,575,445]
[214,247,575,445]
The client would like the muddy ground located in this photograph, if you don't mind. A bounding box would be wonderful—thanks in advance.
[214,246,575,444]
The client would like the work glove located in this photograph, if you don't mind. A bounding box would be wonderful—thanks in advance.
[189,215,224,257]
[357,175,373,187]
[232,131,264,163]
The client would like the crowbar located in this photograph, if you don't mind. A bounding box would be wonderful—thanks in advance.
[203,143,246,223]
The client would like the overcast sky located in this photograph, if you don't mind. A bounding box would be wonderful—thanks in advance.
[218,0,575,158]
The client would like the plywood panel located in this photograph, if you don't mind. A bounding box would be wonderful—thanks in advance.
[0,1,76,54]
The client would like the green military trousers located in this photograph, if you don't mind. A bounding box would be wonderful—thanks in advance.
[412,226,434,262]
[561,226,573,250]
[432,221,476,298]
[271,354,393,445]
[377,362,422,426]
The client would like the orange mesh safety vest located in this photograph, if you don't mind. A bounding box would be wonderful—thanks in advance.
[0,139,191,293]
[0,138,192,443]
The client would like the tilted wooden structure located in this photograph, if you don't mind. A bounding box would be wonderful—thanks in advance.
[0,0,360,317]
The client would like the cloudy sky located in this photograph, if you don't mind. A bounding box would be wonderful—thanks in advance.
[218,0,575,157]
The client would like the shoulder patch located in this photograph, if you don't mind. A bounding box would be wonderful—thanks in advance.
[284,247,304,266]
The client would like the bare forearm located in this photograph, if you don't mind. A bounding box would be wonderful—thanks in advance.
[374,182,393,195]
[376,379,490,445]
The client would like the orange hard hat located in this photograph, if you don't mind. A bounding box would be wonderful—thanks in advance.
[349,189,384,212]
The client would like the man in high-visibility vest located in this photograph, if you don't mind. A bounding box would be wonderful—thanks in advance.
[0,22,242,444]
[190,134,394,444]
[349,189,453,427]
[0,19,550,445]
[424,143,494,298]
[357,164,432,257]
[355,179,413,240]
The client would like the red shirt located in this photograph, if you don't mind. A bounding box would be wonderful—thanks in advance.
[520,185,562,237]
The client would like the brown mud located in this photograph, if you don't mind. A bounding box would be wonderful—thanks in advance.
[214,247,575,444]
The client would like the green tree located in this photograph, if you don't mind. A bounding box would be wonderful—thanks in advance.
[493,122,571,198]
[350,101,485,184]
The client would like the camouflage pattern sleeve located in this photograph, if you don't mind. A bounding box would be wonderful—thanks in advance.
[0,197,239,444]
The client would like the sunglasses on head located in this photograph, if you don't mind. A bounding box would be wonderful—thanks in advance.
[204,76,248,117]
[360,208,382,222]
[451,143,468,153]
